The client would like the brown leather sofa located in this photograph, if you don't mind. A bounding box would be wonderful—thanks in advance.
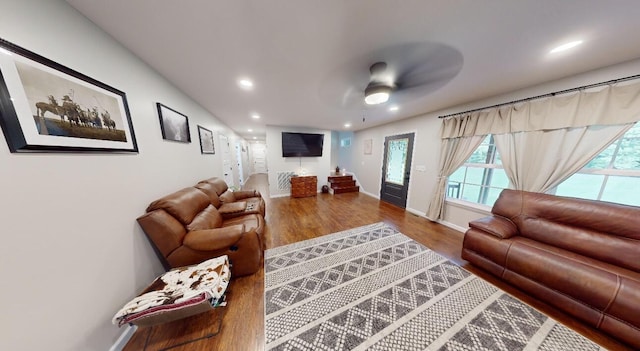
[462,189,640,349]
[137,180,265,277]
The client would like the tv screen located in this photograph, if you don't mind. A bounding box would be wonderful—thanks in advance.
[282,132,324,157]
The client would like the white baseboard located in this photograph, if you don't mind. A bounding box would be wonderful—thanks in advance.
[269,193,290,199]
[436,219,468,233]
[110,325,137,351]
[360,190,379,199]
[405,207,427,218]
[405,207,467,233]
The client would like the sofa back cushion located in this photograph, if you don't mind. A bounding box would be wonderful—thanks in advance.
[187,205,223,231]
[493,189,640,272]
[194,182,222,208]
[147,187,210,225]
[200,177,229,196]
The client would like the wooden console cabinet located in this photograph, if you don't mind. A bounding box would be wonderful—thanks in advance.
[290,175,317,198]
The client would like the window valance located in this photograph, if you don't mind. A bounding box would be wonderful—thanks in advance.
[441,82,640,139]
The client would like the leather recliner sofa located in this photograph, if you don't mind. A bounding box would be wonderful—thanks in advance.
[137,180,265,277]
[462,189,640,349]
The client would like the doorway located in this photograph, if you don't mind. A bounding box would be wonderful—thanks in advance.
[380,133,414,208]
[235,141,245,185]
[219,134,235,188]
[251,143,268,173]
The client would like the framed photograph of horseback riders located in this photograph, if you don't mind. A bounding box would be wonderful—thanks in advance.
[197,125,215,154]
[157,103,191,143]
[0,38,138,153]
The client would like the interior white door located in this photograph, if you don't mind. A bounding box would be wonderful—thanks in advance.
[251,143,268,173]
[219,134,235,187]
[235,141,244,185]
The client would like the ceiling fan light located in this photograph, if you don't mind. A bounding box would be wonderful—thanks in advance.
[364,85,391,105]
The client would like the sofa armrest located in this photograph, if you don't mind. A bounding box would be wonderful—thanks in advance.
[183,224,246,251]
[219,191,236,203]
[219,202,247,214]
[468,215,518,239]
[233,190,262,200]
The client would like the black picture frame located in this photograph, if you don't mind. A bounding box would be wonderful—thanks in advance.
[197,125,215,154]
[156,103,191,143]
[0,38,138,153]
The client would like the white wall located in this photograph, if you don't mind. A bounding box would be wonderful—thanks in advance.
[352,58,640,230]
[337,131,354,172]
[330,131,339,173]
[351,119,437,203]
[0,1,245,350]
[266,126,333,196]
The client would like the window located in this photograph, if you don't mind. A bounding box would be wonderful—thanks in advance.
[553,123,640,206]
[448,135,509,207]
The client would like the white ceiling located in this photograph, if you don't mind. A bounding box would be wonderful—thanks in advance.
[66,0,640,141]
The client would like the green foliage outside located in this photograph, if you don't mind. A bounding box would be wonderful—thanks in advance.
[449,124,640,207]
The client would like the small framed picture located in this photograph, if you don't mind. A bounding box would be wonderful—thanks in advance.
[364,138,372,155]
[197,125,215,154]
[0,38,138,152]
[157,103,190,143]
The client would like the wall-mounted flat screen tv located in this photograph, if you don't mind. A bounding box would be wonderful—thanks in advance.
[282,132,324,157]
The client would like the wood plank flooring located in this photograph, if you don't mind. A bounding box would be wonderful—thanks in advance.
[123,173,632,351]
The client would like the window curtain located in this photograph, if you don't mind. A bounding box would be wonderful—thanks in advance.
[493,124,634,193]
[425,134,485,221]
[426,82,640,221]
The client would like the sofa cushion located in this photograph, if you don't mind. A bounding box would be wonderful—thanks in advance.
[187,205,223,231]
[519,216,640,272]
[147,187,211,225]
[194,182,222,208]
[183,225,245,251]
[199,177,229,196]
[224,214,263,233]
[492,189,640,272]
[219,201,247,214]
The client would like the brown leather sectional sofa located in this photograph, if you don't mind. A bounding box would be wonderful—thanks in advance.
[137,177,266,277]
[462,189,640,349]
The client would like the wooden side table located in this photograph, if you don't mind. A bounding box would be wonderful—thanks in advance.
[290,175,317,198]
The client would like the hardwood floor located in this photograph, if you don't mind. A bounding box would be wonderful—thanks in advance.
[124,173,632,351]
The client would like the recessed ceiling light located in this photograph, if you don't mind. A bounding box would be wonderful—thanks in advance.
[238,78,254,89]
[247,128,253,132]
[389,105,399,112]
[549,40,583,54]
[251,113,260,119]
[253,137,257,140]
[344,123,351,128]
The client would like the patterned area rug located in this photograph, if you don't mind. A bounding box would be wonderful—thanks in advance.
[264,222,606,351]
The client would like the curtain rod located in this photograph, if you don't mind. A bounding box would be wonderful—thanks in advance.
[438,73,640,119]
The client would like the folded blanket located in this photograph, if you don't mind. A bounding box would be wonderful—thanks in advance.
[113,255,230,325]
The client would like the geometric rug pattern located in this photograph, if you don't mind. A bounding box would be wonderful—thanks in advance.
[265,222,605,351]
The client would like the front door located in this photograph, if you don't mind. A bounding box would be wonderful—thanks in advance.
[380,133,414,208]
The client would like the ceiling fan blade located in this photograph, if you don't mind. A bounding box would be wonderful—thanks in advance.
[395,44,464,90]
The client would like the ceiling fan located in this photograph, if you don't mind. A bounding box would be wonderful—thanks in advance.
[319,42,464,109]
[364,62,394,105]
